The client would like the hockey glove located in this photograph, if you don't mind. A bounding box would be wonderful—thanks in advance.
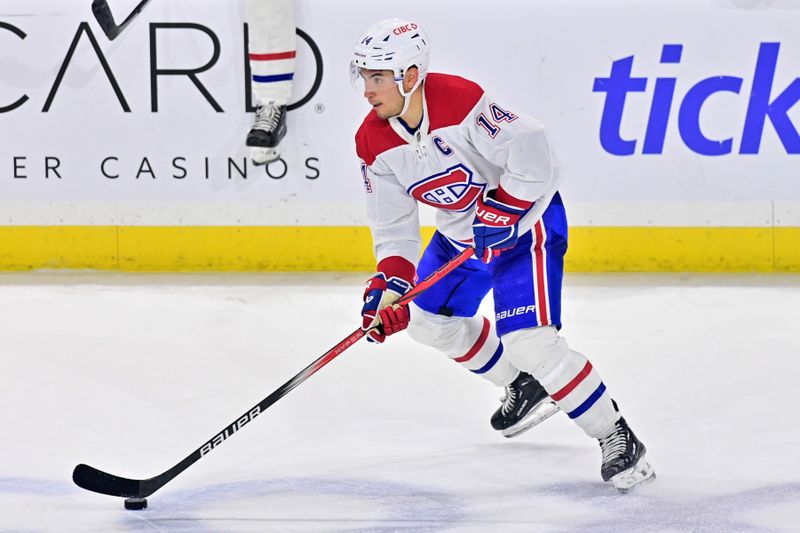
[361,257,415,343]
[472,187,532,263]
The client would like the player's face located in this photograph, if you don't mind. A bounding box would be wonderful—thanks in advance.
[359,69,403,119]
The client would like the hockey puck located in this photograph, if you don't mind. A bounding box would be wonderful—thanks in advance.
[124,497,148,510]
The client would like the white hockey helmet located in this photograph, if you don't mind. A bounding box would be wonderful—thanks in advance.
[350,18,431,105]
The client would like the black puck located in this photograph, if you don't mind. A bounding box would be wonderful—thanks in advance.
[124,497,147,510]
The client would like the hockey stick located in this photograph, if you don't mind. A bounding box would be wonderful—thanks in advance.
[73,247,474,500]
[91,0,153,41]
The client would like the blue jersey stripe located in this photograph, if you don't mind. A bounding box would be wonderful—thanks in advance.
[471,343,504,374]
[253,73,294,83]
[567,382,606,419]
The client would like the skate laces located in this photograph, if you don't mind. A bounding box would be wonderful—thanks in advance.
[253,104,281,131]
[599,422,628,463]
[499,386,518,415]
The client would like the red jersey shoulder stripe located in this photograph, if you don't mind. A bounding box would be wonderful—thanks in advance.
[425,73,484,132]
[355,110,405,166]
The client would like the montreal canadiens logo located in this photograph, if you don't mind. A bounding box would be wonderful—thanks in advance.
[407,164,485,212]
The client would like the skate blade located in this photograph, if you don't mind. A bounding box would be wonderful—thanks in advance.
[501,401,560,438]
[250,147,280,166]
[611,455,656,493]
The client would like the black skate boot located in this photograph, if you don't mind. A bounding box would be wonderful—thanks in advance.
[247,103,287,165]
[598,417,656,492]
[491,372,559,438]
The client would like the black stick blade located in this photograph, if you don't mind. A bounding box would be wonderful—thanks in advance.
[73,464,142,498]
[91,0,121,40]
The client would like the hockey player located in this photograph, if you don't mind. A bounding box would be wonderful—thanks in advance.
[352,19,655,492]
[245,0,295,165]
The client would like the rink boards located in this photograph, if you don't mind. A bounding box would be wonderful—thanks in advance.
[1,223,799,272]
[1,0,799,272]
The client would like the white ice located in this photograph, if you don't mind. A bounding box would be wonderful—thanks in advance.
[1,272,799,532]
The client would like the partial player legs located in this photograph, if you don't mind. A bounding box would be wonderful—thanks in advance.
[411,233,557,436]
[246,0,296,106]
[408,306,517,386]
[408,306,557,436]
[503,327,618,437]
[502,326,655,491]
[245,0,296,164]
[487,194,655,490]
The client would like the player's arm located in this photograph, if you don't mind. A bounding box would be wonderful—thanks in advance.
[359,159,421,342]
[467,94,557,206]
[362,160,422,266]
[466,95,558,261]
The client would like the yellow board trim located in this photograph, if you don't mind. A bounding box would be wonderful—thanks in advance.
[0,226,119,270]
[1,226,798,272]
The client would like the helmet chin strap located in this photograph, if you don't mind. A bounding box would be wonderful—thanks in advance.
[390,75,423,118]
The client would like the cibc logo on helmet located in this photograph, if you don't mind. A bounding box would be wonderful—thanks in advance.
[393,23,418,36]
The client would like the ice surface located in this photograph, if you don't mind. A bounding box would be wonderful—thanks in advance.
[1,272,799,532]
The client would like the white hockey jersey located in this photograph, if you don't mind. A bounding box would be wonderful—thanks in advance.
[356,73,560,267]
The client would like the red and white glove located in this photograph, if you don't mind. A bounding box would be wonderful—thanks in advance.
[361,257,416,343]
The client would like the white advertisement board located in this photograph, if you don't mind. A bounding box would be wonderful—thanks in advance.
[1,0,799,227]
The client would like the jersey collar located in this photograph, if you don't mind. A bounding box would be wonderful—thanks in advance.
[389,87,431,157]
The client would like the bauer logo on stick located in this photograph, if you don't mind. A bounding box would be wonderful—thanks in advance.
[200,406,262,456]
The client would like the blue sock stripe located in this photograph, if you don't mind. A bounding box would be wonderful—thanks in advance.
[566,382,606,419]
[253,73,294,83]
[471,343,503,375]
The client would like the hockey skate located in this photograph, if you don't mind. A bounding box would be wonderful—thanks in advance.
[247,102,287,165]
[491,372,560,438]
[598,416,656,493]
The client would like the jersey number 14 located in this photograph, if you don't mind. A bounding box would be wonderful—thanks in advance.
[477,103,518,138]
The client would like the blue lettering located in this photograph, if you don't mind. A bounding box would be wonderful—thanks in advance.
[679,76,742,155]
[489,103,517,123]
[432,135,454,156]
[592,56,648,155]
[476,113,500,138]
[741,42,800,154]
[643,45,682,154]
[595,42,800,156]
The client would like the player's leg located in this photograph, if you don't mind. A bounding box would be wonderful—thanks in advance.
[407,233,554,434]
[245,0,295,164]
[493,193,654,491]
